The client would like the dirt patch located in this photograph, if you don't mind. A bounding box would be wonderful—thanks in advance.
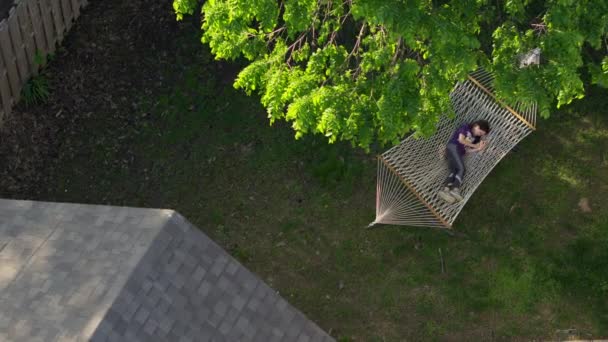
[0,0,190,198]
[578,197,592,213]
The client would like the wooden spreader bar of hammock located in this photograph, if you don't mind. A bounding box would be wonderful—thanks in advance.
[467,75,536,131]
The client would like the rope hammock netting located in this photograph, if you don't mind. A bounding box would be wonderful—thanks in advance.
[371,69,538,229]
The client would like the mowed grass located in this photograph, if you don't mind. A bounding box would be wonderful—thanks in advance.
[40,25,608,341]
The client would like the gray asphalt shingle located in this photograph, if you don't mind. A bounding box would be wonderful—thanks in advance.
[0,199,333,341]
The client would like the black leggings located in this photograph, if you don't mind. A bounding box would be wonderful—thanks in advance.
[445,143,465,188]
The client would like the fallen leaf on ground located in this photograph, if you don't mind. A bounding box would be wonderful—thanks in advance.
[578,198,592,213]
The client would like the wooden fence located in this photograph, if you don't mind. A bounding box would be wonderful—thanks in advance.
[0,0,88,123]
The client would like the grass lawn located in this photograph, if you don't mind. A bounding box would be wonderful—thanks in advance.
[25,2,608,340]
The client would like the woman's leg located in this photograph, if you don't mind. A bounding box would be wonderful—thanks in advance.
[445,143,465,188]
[443,146,457,186]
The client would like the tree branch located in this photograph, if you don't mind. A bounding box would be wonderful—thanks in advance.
[391,37,403,66]
[347,23,367,60]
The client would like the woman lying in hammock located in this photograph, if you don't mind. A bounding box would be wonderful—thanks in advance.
[438,120,490,204]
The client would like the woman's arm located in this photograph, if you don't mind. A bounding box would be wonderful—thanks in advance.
[466,140,487,153]
[457,134,478,148]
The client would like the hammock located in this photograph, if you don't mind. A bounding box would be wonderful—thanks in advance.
[370,70,537,229]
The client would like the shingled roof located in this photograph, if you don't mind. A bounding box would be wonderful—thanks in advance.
[0,199,333,342]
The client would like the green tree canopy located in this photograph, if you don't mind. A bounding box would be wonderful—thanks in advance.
[174,0,608,149]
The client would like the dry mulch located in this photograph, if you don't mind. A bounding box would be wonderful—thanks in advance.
[0,0,197,199]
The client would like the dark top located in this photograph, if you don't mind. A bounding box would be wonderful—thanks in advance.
[448,124,479,156]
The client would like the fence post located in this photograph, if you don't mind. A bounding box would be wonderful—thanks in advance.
[0,19,22,104]
[70,0,80,18]
[16,2,38,75]
[8,7,32,82]
[60,0,73,31]
[50,0,65,43]
[38,0,56,54]
[26,0,48,59]
[0,47,11,123]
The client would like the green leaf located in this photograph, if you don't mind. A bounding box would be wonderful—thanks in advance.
[173,0,608,149]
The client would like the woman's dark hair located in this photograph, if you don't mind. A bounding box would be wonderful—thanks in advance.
[471,120,490,134]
